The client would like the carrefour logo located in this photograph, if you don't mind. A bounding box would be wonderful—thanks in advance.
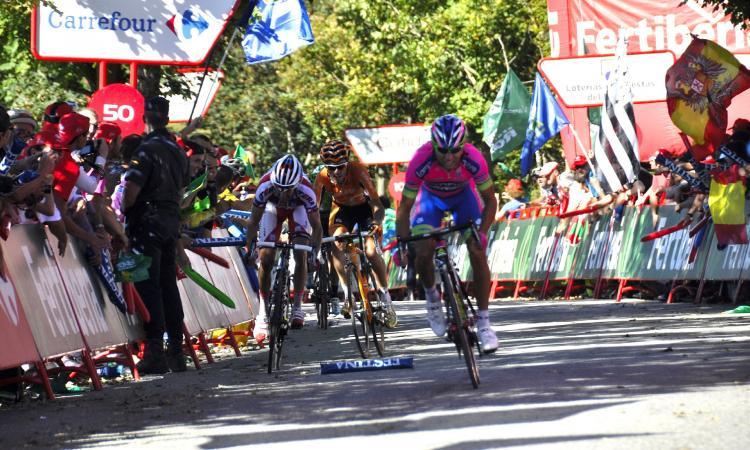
[45,8,209,40]
[47,10,158,33]
[167,9,209,40]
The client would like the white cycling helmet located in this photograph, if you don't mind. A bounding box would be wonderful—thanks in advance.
[220,155,246,177]
[270,154,303,188]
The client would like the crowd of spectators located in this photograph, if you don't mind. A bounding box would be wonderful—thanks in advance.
[494,119,750,225]
[0,98,254,379]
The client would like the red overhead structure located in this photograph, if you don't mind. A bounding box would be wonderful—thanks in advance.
[545,0,750,165]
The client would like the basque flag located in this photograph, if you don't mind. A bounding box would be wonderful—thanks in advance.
[241,0,315,64]
[592,38,640,194]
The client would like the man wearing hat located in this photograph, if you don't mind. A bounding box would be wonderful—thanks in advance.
[533,161,560,207]
[122,96,189,374]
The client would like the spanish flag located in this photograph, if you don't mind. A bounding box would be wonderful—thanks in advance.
[708,165,747,247]
[666,37,750,160]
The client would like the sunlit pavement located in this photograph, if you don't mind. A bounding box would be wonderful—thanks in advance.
[1,299,748,449]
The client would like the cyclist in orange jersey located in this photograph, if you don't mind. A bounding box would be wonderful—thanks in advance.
[313,140,398,328]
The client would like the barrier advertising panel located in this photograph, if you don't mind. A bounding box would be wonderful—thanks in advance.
[203,245,252,325]
[0,261,41,369]
[3,225,85,357]
[45,230,128,350]
[181,251,229,331]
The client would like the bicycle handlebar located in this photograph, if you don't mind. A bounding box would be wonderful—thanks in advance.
[398,222,478,243]
[257,241,313,252]
[320,230,375,244]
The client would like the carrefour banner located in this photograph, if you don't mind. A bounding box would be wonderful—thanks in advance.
[32,0,239,64]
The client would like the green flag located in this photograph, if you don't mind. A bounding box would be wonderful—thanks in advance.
[193,195,211,212]
[183,171,208,201]
[482,68,531,161]
[234,144,256,178]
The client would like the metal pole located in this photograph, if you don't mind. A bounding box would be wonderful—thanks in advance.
[99,61,108,89]
[130,62,139,88]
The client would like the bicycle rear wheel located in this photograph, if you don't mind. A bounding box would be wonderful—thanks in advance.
[368,273,386,357]
[348,269,371,358]
[441,270,479,389]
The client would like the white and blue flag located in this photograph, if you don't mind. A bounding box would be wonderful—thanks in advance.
[241,0,314,64]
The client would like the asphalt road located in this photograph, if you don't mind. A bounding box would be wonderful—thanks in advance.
[1,299,749,450]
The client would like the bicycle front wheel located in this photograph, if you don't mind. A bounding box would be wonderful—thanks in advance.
[267,273,289,373]
[348,269,371,358]
[315,261,329,330]
[441,270,479,389]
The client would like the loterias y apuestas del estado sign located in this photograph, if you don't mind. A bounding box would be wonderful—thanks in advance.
[31,0,240,65]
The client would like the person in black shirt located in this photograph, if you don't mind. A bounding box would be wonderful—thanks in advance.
[122,96,189,374]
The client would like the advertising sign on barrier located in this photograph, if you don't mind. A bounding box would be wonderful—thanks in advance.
[181,252,229,331]
[3,225,85,358]
[0,261,41,369]
[203,246,252,326]
[700,222,750,281]
[45,230,128,350]
[32,0,240,64]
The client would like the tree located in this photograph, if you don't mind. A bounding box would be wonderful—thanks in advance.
[683,1,750,29]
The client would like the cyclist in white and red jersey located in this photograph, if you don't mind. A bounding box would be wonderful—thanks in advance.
[245,154,322,344]
[396,114,499,353]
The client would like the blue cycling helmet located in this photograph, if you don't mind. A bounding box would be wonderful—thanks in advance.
[431,114,467,150]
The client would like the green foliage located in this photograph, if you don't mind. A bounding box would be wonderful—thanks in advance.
[682,1,750,29]
[2,0,552,190]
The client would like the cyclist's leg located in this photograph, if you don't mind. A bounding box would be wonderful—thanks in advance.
[411,190,446,336]
[258,204,282,303]
[256,204,281,341]
[289,206,312,327]
[329,205,353,293]
[448,188,497,352]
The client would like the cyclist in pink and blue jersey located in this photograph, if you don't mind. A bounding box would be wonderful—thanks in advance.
[396,114,499,353]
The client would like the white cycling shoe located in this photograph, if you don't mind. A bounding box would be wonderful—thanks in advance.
[477,325,499,354]
[253,318,268,345]
[426,302,446,337]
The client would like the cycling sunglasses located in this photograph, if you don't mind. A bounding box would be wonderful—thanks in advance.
[326,164,347,172]
[433,143,463,154]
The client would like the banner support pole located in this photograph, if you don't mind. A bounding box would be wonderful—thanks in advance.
[99,61,108,89]
[130,62,138,89]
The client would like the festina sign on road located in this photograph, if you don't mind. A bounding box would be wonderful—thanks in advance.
[345,125,430,165]
[31,0,239,64]
[538,51,676,108]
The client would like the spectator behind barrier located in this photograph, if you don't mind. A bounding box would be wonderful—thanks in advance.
[497,178,527,219]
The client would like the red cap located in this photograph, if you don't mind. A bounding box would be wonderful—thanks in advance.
[505,178,523,191]
[24,130,57,149]
[95,121,121,143]
[43,101,73,125]
[56,112,90,149]
[700,155,717,165]
[572,155,588,169]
